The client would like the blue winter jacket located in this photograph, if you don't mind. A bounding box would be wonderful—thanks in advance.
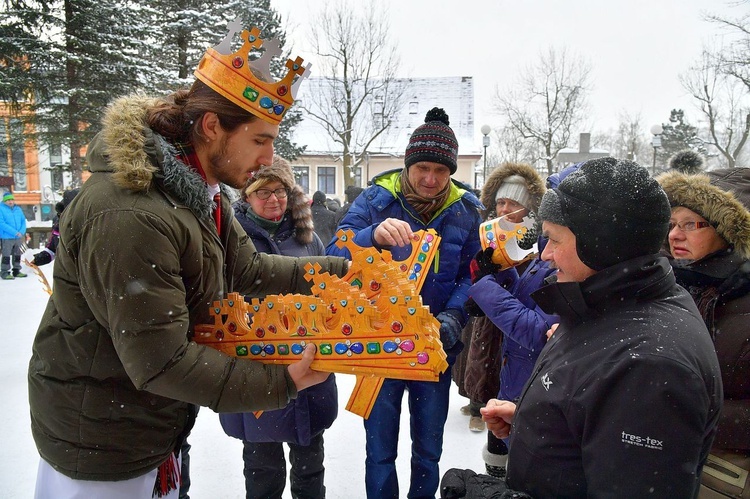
[326,169,483,329]
[219,201,338,446]
[0,202,27,239]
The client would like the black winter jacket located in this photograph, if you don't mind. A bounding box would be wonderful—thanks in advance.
[505,255,722,498]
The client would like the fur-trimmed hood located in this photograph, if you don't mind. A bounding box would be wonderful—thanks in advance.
[480,162,545,220]
[86,94,216,221]
[657,171,750,259]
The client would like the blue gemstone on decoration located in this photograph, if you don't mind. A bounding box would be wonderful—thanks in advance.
[350,342,364,354]
[383,341,398,353]
[408,273,417,280]
[273,104,284,115]
[422,243,430,252]
[267,302,273,309]
[356,306,365,313]
[390,296,397,303]
[263,344,275,355]
[335,342,349,355]
[248,35,257,42]
[486,232,495,240]
[366,256,374,263]
[260,96,273,109]
[250,344,263,355]
[340,299,348,307]
[291,343,304,355]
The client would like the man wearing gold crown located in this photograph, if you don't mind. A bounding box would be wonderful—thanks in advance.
[27,22,347,498]
[327,107,482,499]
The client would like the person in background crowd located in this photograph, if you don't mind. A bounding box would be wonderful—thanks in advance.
[310,190,337,245]
[30,188,80,267]
[220,156,338,499]
[462,162,556,477]
[444,157,722,498]
[27,21,347,498]
[334,185,364,226]
[657,170,750,498]
[328,107,482,499]
[0,191,27,280]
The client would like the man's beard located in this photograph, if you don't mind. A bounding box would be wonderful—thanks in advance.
[207,136,244,189]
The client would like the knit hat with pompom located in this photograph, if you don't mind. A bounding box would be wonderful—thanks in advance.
[404,107,459,174]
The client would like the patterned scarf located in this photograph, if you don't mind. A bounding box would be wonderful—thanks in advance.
[399,168,451,222]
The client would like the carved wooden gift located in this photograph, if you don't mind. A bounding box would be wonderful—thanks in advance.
[194,229,447,418]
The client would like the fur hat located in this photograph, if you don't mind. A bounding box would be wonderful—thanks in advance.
[538,157,671,271]
[657,171,750,259]
[243,155,314,244]
[481,162,545,220]
[404,107,458,174]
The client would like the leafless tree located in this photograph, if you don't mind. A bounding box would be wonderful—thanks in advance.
[299,1,403,188]
[592,112,651,165]
[681,49,750,168]
[494,47,592,175]
[491,124,541,168]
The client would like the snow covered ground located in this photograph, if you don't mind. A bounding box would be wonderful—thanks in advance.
[1,254,485,498]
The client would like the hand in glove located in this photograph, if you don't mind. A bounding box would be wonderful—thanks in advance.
[436,309,464,355]
[471,247,501,283]
[463,296,486,318]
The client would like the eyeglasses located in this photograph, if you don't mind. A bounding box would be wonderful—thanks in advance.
[254,188,288,200]
[668,220,711,232]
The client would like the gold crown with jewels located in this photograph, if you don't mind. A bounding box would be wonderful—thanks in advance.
[194,18,311,125]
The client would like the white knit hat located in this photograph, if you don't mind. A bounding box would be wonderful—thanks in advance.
[495,175,532,210]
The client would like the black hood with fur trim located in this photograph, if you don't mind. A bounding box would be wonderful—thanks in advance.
[657,171,750,259]
[480,162,545,220]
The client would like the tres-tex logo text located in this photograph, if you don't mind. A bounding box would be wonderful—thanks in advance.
[621,431,663,451]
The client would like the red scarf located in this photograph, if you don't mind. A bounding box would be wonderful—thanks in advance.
[175,142,222,235]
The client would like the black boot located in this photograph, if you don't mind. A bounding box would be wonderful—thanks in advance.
[1,257,12,279]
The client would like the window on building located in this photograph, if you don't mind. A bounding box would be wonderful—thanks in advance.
[317,166,336,194]
[409,101,419,114]
[293,166,309,193]
[0,118,26,190]
[49,143,64,190]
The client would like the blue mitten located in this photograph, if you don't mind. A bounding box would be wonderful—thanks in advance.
[436,309,464,354]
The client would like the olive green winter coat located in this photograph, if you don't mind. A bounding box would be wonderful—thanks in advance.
[27,95,348,481]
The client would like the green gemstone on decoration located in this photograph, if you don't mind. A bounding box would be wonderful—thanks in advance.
[243,87,259,102]
[320,343,333,355]
[278,344,289,355]
[236,345,248,356]
[367,342,381,354]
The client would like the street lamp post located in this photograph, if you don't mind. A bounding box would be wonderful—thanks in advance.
[481,124,491,186]
[650,124,663,176]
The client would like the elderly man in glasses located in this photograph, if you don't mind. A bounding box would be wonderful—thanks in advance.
[453,157,723,499]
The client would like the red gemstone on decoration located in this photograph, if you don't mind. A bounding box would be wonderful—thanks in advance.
[255,327,265,338]
[277,85,288,96]
[391,321,403,333]
[370,280,381,291]
[215,330,224,340]
[232,56,244,69]
[297,325,307,336]
[399,263,408,272]
[342,323,353,335]
[228,322,237,332]
[268,324,277,334]
[498,233,506,241]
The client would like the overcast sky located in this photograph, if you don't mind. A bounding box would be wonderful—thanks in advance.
[270,0,742,146]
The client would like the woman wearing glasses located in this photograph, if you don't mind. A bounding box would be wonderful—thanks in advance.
[220,156,337,499]
[657,170,750,498]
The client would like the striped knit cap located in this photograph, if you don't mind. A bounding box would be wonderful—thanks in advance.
[404,107,458,174]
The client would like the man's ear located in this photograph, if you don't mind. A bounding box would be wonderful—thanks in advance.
[200,112,222,142]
